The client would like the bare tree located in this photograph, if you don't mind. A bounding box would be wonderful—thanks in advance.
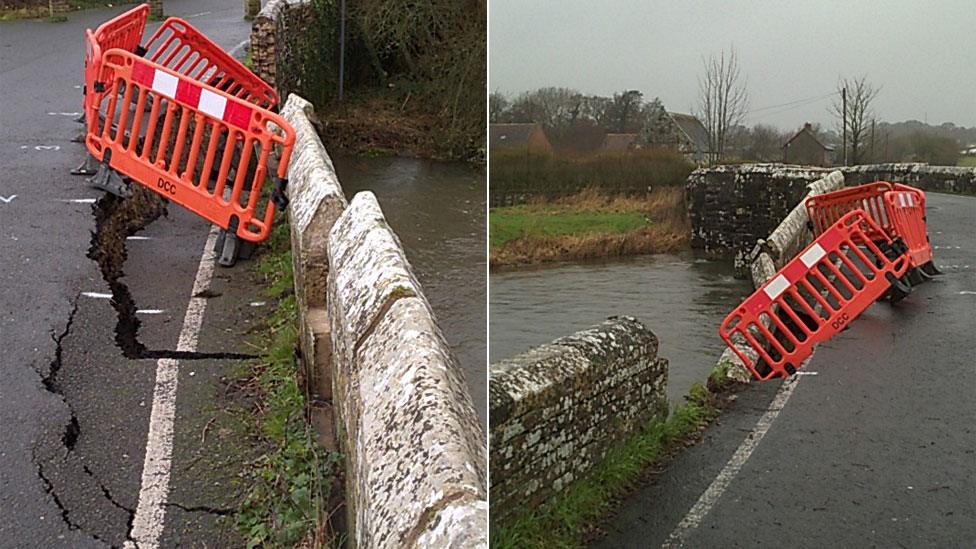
[831,76,879,165]
[743,124,790,162]
[489,92,509,123]
[696,47,748,162]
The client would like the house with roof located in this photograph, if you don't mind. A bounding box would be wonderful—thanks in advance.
[667,113,713,163]
[642,110,714,164]
[489,123,553,154]
[601,133,639,152]
[783,123,835,167]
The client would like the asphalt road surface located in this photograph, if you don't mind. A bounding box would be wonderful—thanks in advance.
[1,3,265,547]
[596,192,975,548]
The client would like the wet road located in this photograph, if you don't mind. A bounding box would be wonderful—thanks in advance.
[1,3,259,546]
[490,253,752,407]
[332,155,487,423]
[596,192,976,548]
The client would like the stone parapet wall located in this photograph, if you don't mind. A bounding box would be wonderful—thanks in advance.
[686,164,831,274]
[688,164,976,278]
[842,163,976,195]
[282,94,487,547]
[251,0,313,100]
[489,317,668,524]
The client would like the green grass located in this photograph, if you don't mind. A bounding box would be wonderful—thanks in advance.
[490,207,649,248]
[491,382,721,549]
[236,221,342,548]
[957,156,976,167]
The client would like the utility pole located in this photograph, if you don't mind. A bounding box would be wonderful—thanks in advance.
[870,119,876,163]
[842,87,848,165]
[338,0,346,101]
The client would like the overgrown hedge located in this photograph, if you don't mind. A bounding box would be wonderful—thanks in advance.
[490,149,694,206]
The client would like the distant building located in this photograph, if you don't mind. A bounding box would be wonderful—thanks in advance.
[667,113,713,164]
[783,123,835,167]
[601,133,639,152]
[642,111,713,163]
[489,123,553,154]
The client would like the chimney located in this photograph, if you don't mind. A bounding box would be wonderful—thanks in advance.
[804,122,812,131]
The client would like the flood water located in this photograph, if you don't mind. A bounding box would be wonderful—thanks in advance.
[490,252,753,407]
[332,156,487,424]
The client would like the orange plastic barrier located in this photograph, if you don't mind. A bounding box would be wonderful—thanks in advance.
[84,5,149,113]
[884,186,932,269]
[85,50,295,243]
[142,18,278,109]
[805,181,895,241]
[720,209,911,380]
[806,181,935,275]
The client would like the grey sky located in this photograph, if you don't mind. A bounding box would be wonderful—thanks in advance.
[489,0,975,130]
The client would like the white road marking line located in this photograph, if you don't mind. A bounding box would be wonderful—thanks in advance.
[796,371,819,375]
[127,236,152,241]
[47,112,81,116]
[62,198,97,204]
[136,309,166,315]
[127,226,219,549]
[0,195,16,204]
[959,291,976,295]
[662,375,802,548]
[82,291,112,299]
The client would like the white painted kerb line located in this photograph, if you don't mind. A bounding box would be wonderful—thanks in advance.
[127,226,219,548]
[662,375,802,548]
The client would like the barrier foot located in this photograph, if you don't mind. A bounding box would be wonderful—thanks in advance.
[920,262,943,277]
[885,272,912,304]
[214,230,256,268]
[71,154,100,176]
[907,267,926,286]
[75,112,85,123]
[88,162,132,198]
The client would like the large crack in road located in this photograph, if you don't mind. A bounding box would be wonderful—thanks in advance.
[32,185,257,546]
[35,298,136,547]
[87,188,254,361]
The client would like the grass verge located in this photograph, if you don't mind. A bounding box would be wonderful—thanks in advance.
[489,187,690,267]
[235,221,343,548]
[957,156,976,167]
[490,381,730,549]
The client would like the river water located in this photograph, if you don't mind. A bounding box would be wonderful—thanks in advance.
[489,252,753,407]
[332,156,487,424]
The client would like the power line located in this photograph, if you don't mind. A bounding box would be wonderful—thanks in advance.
[746,92,839,120]
[745,91,840,115]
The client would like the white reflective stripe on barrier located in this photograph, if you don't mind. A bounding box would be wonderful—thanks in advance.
[131,61,254,130]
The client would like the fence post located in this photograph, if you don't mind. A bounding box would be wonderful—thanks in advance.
[244,0,261,20]
[149,0,163,19]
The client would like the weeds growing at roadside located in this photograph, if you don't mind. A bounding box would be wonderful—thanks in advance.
[236,222,342,548]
